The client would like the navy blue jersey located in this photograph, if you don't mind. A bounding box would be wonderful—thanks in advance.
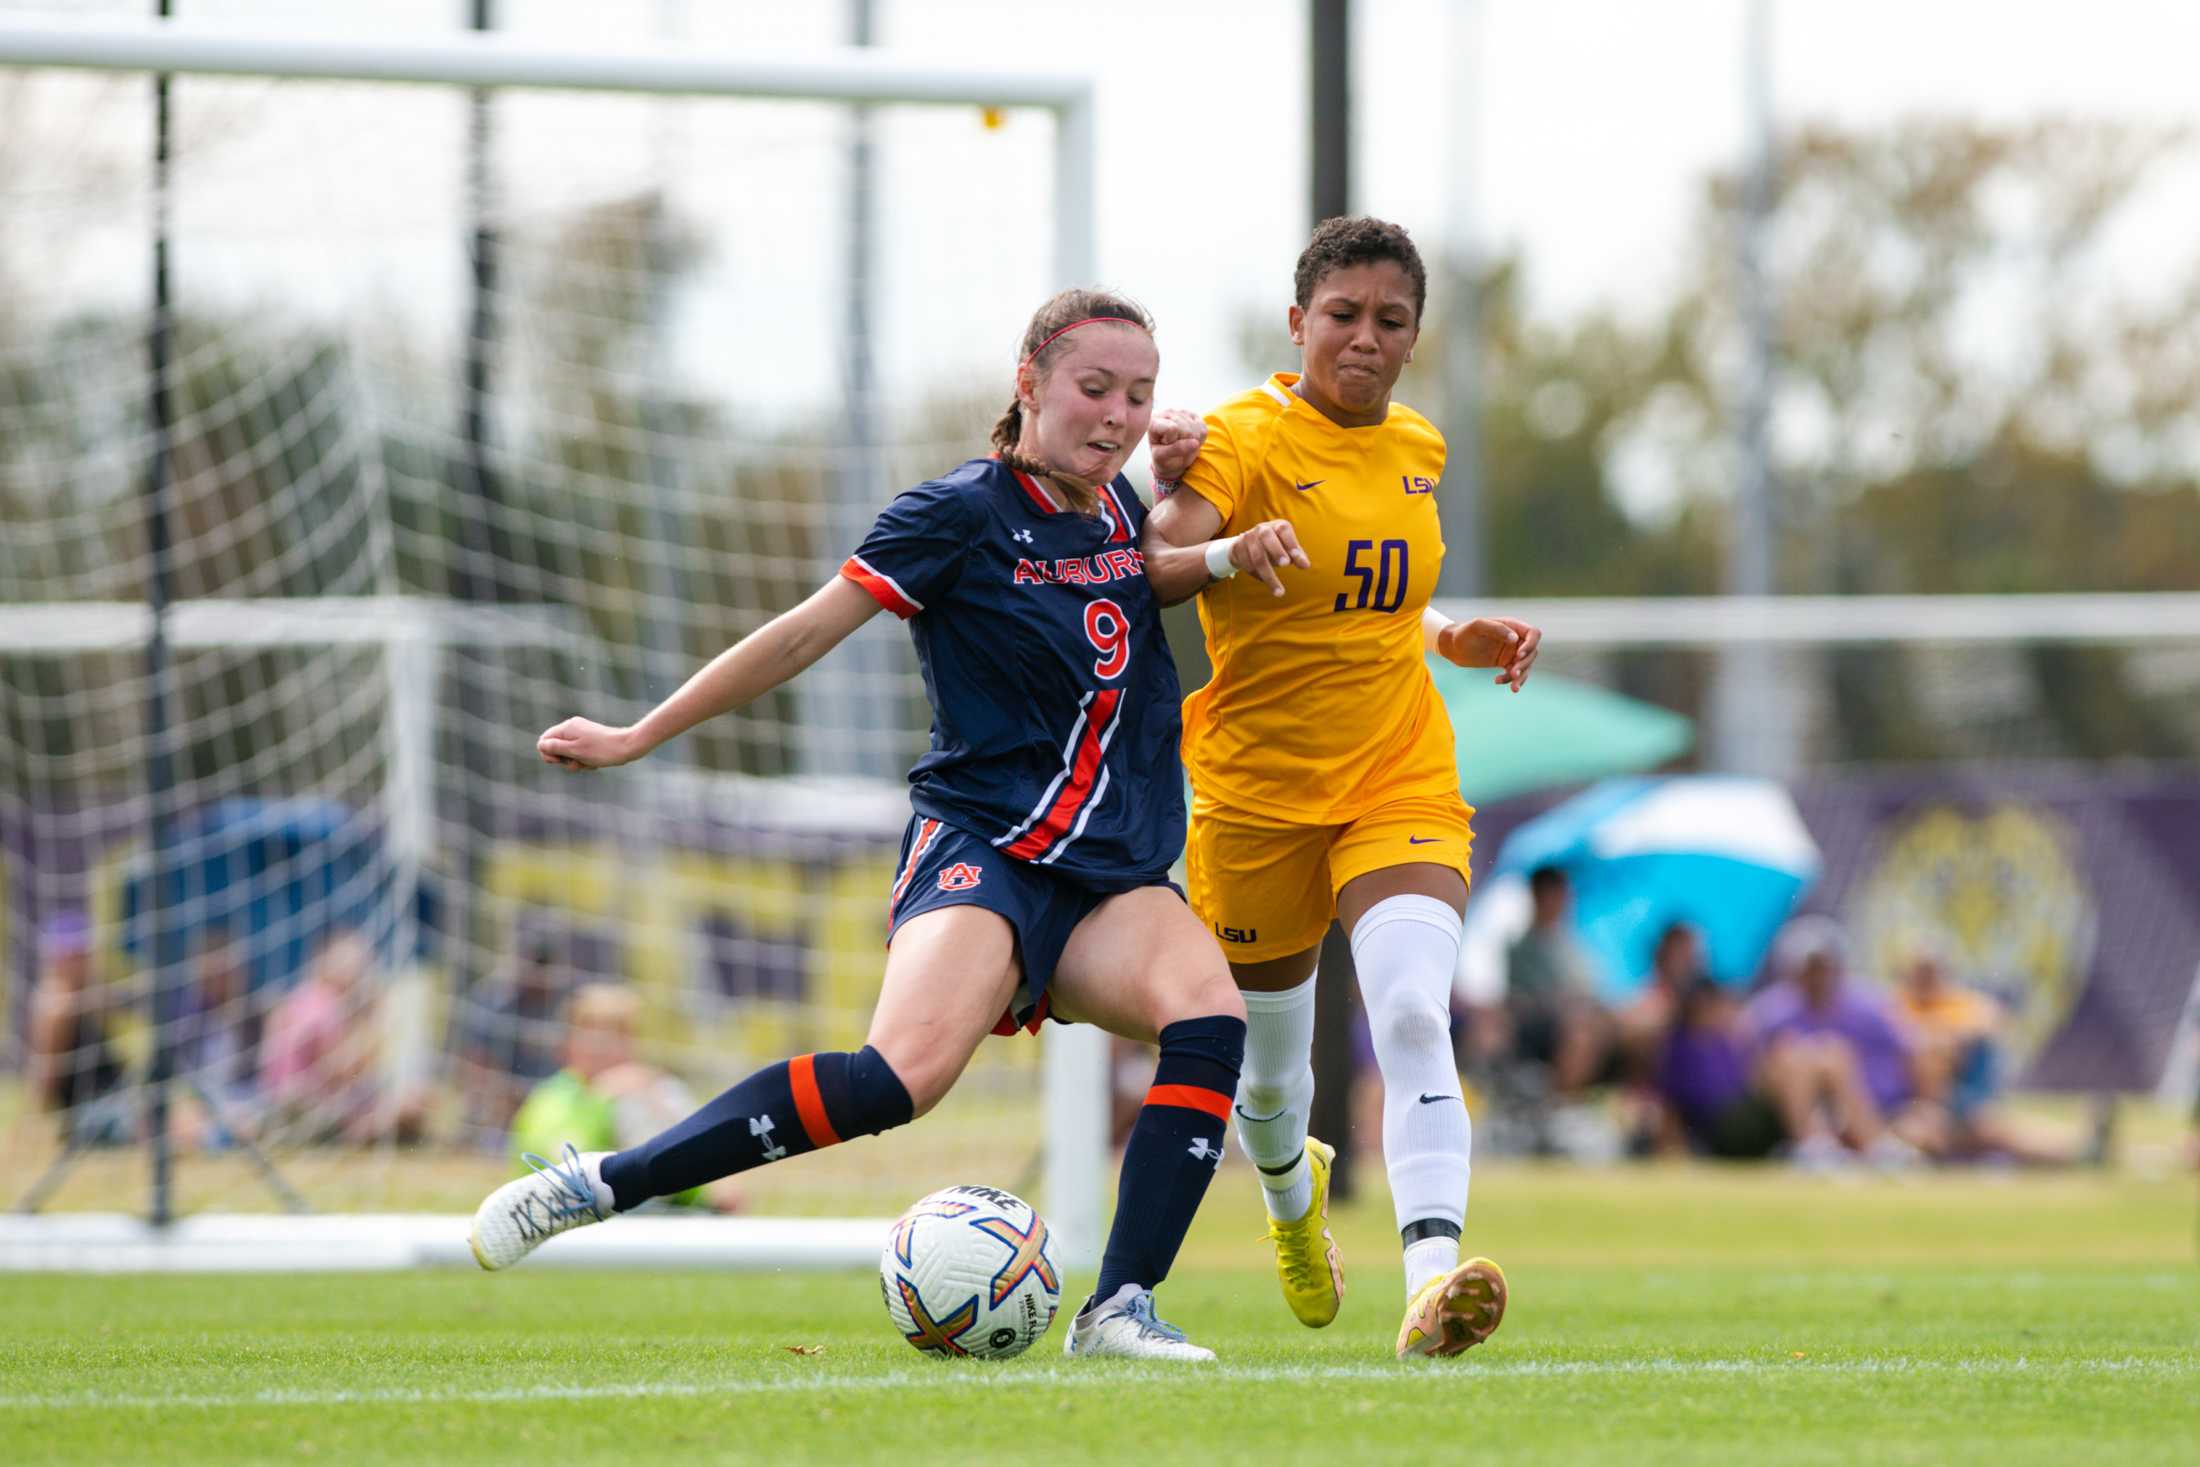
[840,457,1185,885]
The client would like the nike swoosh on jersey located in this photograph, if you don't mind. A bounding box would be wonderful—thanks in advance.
[1418,1093,1457,1105]
[1407,835,1440,844]
[1292,479,1325,493]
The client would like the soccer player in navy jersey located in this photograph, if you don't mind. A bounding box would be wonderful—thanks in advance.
[471,288,1293,1361]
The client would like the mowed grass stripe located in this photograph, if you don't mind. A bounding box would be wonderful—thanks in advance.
[5,1353,2189,1413]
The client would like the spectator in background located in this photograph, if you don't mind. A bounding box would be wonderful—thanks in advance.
[1658,976,1892,1166]
[1501,866,1607,1096]
[24,910,129,1145]
[172,928,266,1148]
[456,926,569,1146]
[261,929,425,1145]
[507,984,739,1212]
[1614,921,1706,1085]
[1893,946,2107,1166]
[1745,916,1932,1165]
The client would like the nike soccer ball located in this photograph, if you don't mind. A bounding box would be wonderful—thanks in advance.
[880,1184,1061,1359]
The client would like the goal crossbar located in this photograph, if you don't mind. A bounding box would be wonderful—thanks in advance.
[1428,593,2200,646]
[15,593,2200,658]
[0,12,1097,285]
[0,13,1092,108]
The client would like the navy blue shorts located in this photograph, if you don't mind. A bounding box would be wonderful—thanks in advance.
[884,814,1179,1035]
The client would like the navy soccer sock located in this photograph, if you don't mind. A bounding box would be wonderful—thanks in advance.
[1091,1013,1246,1304]
[598,1045,913,1211]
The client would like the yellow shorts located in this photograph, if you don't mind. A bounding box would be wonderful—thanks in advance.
[1184,789,1475,963]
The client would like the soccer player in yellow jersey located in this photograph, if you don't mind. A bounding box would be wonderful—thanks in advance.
[1140,217,1541,1360]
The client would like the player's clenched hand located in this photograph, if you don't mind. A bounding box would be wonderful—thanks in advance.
[537,716,640,770]
[1436,616,1542,691]
[1231,518,1311,598]
[1146,407,1206,483]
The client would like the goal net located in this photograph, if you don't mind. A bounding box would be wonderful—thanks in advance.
[0,12,1110,1259]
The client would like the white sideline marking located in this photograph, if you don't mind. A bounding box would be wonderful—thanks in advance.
[0,1356,2181,1413]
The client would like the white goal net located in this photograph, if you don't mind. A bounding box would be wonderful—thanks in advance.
[0,10,1110,1259]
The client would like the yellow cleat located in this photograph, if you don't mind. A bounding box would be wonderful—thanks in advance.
[1396,1256,1507,1360]
[1264,1136,1344,1328]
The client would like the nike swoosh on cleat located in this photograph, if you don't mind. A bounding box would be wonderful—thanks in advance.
[1418,1093,1458,1105]
[1292,479,1325,493]
[1407,836,1440,844]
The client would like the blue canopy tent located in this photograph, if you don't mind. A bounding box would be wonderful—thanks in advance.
[1428,660,1695,806]
[121,797,426,994]
[1461,776,1822,1001]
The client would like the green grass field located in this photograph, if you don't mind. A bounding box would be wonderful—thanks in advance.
[4,1164,2195,1466]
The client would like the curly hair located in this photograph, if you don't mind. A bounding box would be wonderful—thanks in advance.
[1293,215,1427,323]
[990,287,1154,514]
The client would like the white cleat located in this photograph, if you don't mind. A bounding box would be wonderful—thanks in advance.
[1062,1283,1216,1362]
[469,1144,614,1271]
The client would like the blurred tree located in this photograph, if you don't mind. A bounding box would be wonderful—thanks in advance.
[1725,121,2200,760]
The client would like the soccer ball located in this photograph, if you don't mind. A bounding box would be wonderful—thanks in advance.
[879,1184,1061,1359]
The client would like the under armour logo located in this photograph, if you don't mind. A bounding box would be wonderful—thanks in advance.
[750,1114,788,1161]
[1188,1137,1224,1164]
[1012,528,1034,544]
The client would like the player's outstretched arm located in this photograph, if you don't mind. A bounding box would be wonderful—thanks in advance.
[537,577,881,770]
[1141,485,1310,607]
[1426,607,1543,692]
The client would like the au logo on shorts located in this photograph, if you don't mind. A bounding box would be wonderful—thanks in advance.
[938,862,984,892]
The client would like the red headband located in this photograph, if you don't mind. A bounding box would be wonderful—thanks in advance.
[1020,315,1148,370]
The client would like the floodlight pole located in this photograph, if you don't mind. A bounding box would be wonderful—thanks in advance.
[801,0,902,780]
[459,0,506,608]
[1438,0,1486,598]
[141,0,179,1229]
[1710,0,1791,777]
[636,0,693,766]
[1307,0,1363,1200]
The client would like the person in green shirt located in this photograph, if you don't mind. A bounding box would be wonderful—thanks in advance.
[507,983,738,1212]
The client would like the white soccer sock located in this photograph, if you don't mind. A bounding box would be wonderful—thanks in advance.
[1235,972,1317,1223]
[1403,1235,1461,1301]
[1351,894,1473,1269]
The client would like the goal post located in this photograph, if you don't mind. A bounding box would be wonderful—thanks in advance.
[0,14,1109,1268]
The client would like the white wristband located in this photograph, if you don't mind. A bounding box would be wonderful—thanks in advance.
[1203,536,1241,580]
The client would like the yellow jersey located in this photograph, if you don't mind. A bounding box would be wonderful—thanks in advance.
[1177,372,1458,825]
[1895,986,2000,1043]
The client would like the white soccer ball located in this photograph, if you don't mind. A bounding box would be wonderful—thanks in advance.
[879,1184,1061,1359]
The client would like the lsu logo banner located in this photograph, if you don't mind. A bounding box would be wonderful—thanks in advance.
[1848,804,2092,1068]
[1774,772,2200,1092]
